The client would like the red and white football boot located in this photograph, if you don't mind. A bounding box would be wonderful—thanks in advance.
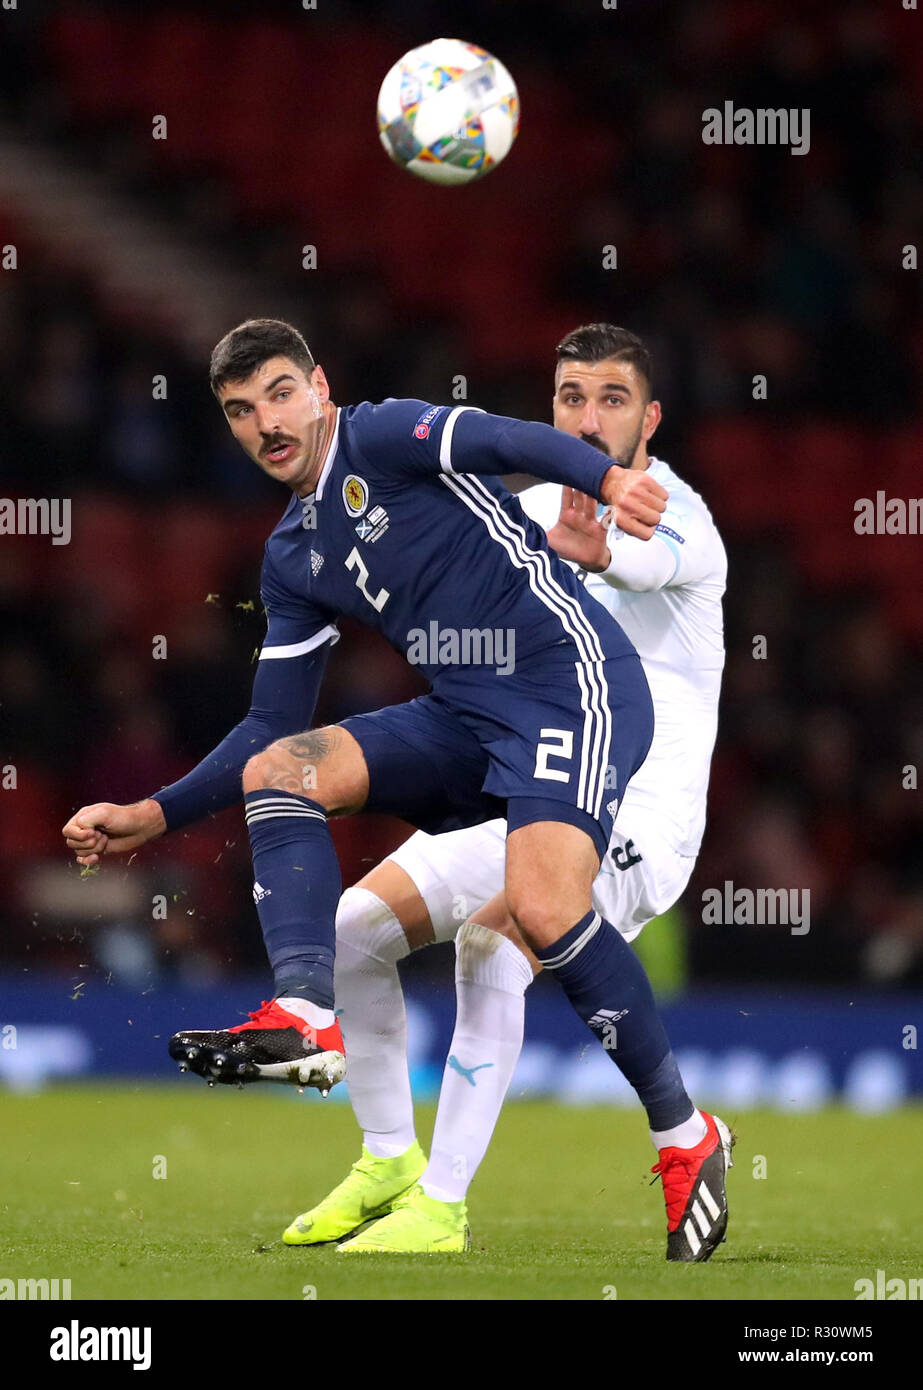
[169,999,345,1095]
[651,1111,735,1261]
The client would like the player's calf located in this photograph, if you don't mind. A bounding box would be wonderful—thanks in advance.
[333,884,419,1152]
[237,725,372,1028]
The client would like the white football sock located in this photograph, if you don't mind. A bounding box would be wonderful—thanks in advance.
[334,886,417,1158]
[276,998,336,1032]
[650,1108,708,1151]
[421,922,533,1203]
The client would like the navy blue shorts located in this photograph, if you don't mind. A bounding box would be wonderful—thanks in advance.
[341,646,653,861]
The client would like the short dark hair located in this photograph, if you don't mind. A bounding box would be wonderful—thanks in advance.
[555,323,653,399]
[210,318,316,395]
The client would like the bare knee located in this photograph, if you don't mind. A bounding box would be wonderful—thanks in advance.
[473,886,567,955]
[242,725,368,812]
[467,902,539,973]
[242,726,335,798]
[504,824,598,949]
[504,892,578,952]
[353,858,434,950]
[335,884,412,963]
[504,877,595,951]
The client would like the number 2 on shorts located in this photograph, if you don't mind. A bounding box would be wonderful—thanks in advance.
[534,728,574,783]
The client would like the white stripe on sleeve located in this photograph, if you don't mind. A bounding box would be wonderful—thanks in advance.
[439,406,485,474]
[258,623,339,660]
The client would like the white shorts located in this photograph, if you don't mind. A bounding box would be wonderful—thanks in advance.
[386,815,696,945]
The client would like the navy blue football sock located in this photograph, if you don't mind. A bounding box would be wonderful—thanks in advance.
[536,911,694,1131]
[244,790,340,1009]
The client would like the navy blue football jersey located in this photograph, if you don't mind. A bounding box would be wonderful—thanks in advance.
[260,398,636,690]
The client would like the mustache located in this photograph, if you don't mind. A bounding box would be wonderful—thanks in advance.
[580,429,642,469]
[261,436,298,454]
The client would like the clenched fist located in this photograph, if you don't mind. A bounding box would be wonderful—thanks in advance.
[62,799,167,868]
[600,466,667,540]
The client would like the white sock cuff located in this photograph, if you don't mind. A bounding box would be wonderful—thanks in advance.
[455,920,533,994]
[335,886,411,965]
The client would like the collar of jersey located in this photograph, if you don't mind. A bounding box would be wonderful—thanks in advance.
[300,405,341,504]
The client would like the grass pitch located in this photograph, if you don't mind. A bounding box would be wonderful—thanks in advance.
[2,1085,920,1301]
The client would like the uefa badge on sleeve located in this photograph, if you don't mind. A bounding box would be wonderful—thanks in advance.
[413,405,442,440]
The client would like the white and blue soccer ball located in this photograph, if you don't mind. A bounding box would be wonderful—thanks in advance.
[376,38,520,186]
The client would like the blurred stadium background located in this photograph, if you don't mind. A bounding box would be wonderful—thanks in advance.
[1,0,921,1119]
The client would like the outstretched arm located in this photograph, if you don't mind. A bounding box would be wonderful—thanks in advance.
[402,404,668,539]
[63,550,337,867]
[543,486,714,591]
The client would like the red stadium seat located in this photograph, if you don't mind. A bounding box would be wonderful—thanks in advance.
[46,11,138,120]
[151,506,239,612]
[0,761,60,856]
[794,524,861,588]
[690,417,775,482]
[780,421,866,482]
[884,581,923,644]
[880,428,923,498]
[57,494,150,624]
[131,16,219,165]
[689,418,779,532]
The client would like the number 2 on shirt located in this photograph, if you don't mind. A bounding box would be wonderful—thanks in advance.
[345,547,390,613]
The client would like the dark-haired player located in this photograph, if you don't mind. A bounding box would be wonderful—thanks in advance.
[64,321,692,1200]
[285,325,733,1260]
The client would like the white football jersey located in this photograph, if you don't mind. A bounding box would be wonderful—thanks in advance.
[519,457,726,858]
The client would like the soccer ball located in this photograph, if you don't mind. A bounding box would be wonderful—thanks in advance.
[376,38,519,186]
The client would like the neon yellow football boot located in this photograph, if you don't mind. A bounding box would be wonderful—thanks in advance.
[336,1183,470,1253]
[282,1141,427,1245]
